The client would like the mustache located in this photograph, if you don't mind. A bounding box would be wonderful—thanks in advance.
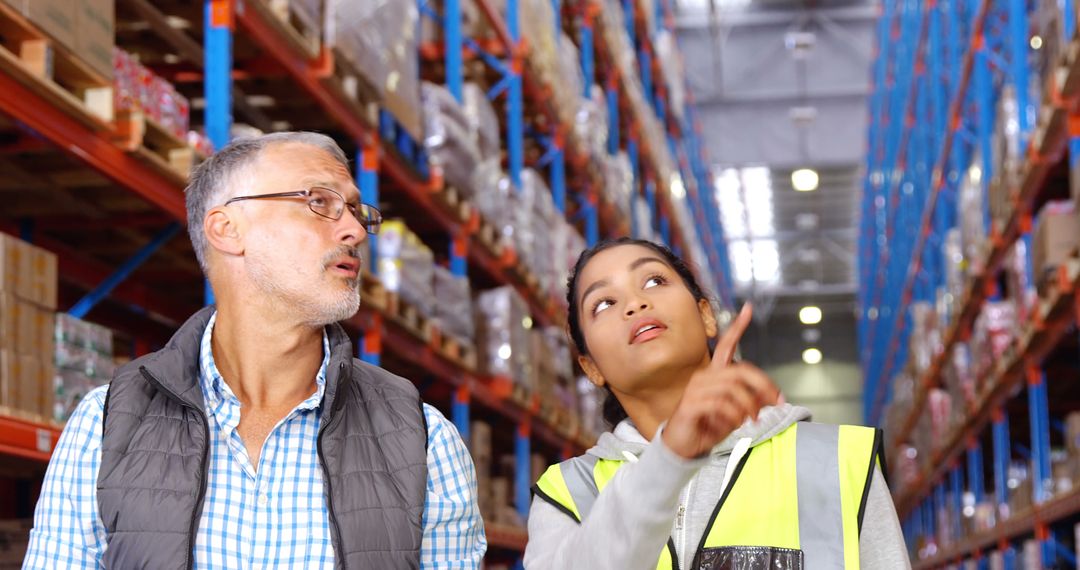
[322,246,363,267]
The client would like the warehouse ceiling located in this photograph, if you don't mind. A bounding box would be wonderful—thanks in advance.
[674,0,875,369]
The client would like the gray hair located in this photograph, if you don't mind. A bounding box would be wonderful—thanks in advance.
[185,131,350,273]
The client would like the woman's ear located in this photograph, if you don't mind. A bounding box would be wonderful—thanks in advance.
[578,355,606,388]
[699,299,719,339]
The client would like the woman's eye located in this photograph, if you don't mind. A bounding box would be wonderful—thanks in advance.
[644,276,665,289]
[593,299,614,315]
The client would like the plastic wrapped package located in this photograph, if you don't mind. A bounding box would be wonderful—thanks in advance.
[433,266,474,341]
[423,82,484,196]
[576,376,603,435]
[654,30,686,124]
[112,48,190,139]
[576,86,609,159]
[54,314,114,422]
[883,371,915,449]
[603,152,634,219]
[633,195,654,240]
[970,301,1017,377]
[476,286,534,389]
[471,159,516,246]
[517,169,560,295]
[329,0,422,138]
[1004,240,1037,323]
[908,302,939,377]
[553,33,585,128]
[463,82,501,160]
[958,156,987,274]
[542,326,573,382]
[558,227,587,309]
[943,228,965,320]
[926,388,953,454]
[990,84,1022,227]
[377,220,436,317]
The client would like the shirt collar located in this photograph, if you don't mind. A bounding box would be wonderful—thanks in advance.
[198,311,330,421]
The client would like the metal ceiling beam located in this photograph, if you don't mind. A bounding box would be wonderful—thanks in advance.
[675,4,878,29]
[695,85,869,106]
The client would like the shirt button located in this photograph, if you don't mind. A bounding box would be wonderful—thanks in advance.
[258,493,269,506]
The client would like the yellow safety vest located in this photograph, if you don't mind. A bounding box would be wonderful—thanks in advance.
[533,422,883,570]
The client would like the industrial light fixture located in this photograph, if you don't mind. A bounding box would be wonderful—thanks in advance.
[799,305,822,325]
[791,168,819,192]
[802,348,823,365]
[1031,35,1043,50]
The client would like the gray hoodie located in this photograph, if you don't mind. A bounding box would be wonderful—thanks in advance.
[524,403,912,569]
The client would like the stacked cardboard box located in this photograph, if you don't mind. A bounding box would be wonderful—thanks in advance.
[470,420,493,521]
[1032,200,1080,296]
[53,313,114,422]
[475,286,534,392]
[113,48,190,140]
[378,220,437,318]
[433,266,474,342]
[0,234,57,419]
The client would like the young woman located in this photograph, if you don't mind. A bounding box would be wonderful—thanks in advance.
[526,238,909,569]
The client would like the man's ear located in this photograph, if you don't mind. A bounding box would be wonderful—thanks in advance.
[204,205,245,259]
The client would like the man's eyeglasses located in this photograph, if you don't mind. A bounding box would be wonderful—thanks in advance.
[224,187,382,234]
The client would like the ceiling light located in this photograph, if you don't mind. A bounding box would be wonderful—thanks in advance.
[1031,35,1043,50]
[670,175,686,199]
[799,306,822,325]
[791,168,819,192]
[802,348,823,365]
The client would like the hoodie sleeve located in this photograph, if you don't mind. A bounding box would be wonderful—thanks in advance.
[524,435,709,570]
[858,466,912,569]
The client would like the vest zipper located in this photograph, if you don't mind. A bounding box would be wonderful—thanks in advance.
[316,362,348,567]
[139,367,210,570]
[675,475,693,570]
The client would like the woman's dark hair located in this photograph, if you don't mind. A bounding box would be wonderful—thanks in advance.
[566,237,713,428]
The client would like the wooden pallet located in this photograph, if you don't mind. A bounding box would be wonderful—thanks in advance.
[323,46,382,126]
[250,0,321,60]
[360,271,387,311]
[113,109,197,182]
[430,182,474,225]
[387,292,433,343]
[509,382,533,409]
[476,217,504,258]
[430,327,479,372]
[0,3,113,129]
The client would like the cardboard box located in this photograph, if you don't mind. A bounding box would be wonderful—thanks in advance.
[14,299,34,356]
[34,306,56,360]
[0,350,14,408]
[26,0,76,52]
[75,0,114,80]
[16,354,39,414]
[1032,201,1080,294]
[39,360,55,417]
[29,246,58,310]
[0,234,32,300]
[0,294,15,354]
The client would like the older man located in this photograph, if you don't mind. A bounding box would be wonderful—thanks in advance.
[24,132,487,568]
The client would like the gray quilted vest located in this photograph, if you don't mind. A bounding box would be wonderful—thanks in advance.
[97,307,428,569]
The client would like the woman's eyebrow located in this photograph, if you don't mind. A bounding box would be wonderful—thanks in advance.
[629,257,668,271]
[580,279,610,308]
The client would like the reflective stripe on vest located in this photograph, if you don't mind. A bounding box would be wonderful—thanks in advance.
[532,422,882,570]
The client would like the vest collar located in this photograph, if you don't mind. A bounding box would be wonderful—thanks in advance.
[140,306,358,417]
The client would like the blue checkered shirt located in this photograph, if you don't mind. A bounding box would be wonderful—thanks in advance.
[23,313,487,568]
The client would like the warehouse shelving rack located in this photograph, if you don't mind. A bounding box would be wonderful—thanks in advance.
[861,0,1080,564]
[0,0,732,560]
